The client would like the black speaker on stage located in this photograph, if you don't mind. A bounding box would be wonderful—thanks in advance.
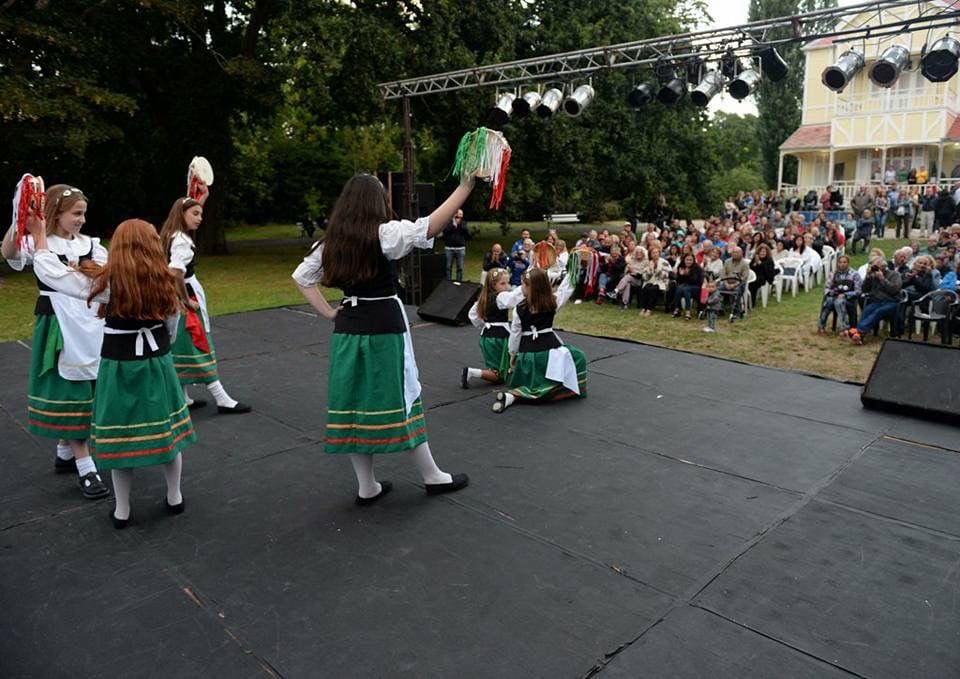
[861,339,960,424]
[417,280,481,325]
[419,252,445,299]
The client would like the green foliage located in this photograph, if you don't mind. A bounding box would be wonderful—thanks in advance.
[706,165,767,206]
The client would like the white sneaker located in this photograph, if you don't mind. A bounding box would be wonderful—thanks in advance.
[703,327,715,333]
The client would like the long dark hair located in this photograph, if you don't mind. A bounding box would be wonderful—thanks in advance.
[321,174,390,288]
[159,197,202,256]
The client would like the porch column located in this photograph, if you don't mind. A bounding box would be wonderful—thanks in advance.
[777,151,784,192]
[880,146,887,185]
[937,142,945,185]
[828,147,835,185]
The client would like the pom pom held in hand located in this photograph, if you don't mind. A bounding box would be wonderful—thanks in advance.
[451,128,511,210]
[11,174,45,246]
[187,156,214,200]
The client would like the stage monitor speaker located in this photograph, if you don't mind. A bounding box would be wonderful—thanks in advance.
[861,339,960,424]
[418,252,445,300]
[417,280,481,326]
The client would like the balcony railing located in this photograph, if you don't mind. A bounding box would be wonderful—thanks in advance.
[781,180,948,203]
[836,87,950,116]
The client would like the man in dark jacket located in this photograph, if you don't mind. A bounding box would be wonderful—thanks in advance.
[934,188,956,232]
[442,209,470,281]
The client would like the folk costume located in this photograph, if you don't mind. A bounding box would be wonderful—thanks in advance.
[167,229,249,413]
[462,285,524,387]
[292,218,435,456]
[499,274,587,409]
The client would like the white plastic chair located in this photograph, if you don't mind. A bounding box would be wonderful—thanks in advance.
[778,257,804,297]
[821,245,836,280]
[744,269,757,312]
[772,262,784,303]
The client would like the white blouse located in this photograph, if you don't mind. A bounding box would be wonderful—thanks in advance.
[6,233,107,271]
[292,217,433,288]
[168,231,195,273]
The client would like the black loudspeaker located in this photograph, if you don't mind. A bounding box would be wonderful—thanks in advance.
[418,252,445,300]
[861,339,960,424]
[417,280,481,325]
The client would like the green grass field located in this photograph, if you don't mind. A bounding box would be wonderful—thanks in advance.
[0,221,911,383]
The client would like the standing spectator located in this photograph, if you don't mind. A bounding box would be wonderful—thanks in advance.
[916,166,929,185]
[849,254,903,345]
[894,191,913,239]
[919,186,938,237]
[483,243,509,272]
[884,165,896,184]
[818,255,861,335]
[935,187,957,232]
[850,185,874,217]
[829,185,843,210]
[873,187,889,238]
[442,209,470,281]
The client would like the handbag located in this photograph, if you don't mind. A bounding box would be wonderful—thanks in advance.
[896,205,906,216]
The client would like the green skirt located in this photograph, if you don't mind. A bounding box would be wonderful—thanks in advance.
[27,314,95,439]
[506,345,588,402]
[90,353,196,470]
[479,335,510,377]
[170,309,220,385]
[325,332,428,455]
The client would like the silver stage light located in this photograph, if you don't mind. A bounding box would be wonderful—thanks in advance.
[512,91,542,118]
[626,83,655,107]
[921,36,960,83]
[869,45,911,87]
[657,78,686,104]
[728,68,761,100]
[821,50,865,92]
[690,70,723,107]
[563,84,595,116]
[536,88,564,118]
[487,93,516,128]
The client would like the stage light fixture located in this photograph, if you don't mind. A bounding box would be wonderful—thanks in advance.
[690,70,724,107]
[720,50,741,80]
[657,78,687,104]
[626,83,655,107]
[921,36,960,82]
[513,91,542,118]
[685,55,706,85]
[821,50,865,92]
[728,68,761,100]
[487,93,515,128]
[869,44,911,87]
[563,84,595,116]
[758,47,789,82]
[536,88,564,118]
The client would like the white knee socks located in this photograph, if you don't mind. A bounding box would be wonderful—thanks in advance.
[206,380,238,408]
[409,442,452,485]
[467,368,482,380]
[56,440,74,461]
[349,454,381,499]
[164,453,183,506]
[182,386,194,406]
[502,393,516,409]
[111,469,134,520]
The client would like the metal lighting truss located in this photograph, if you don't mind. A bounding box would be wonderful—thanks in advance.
[378,0,960,99]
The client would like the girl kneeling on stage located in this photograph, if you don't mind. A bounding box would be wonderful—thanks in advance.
[461,267,524,388]
[293,173,475,504]
[493,267,587,413]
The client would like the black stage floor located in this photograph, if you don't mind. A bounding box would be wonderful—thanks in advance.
[1,305,958,678]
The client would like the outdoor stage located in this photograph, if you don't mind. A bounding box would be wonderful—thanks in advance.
[1,305,958,678]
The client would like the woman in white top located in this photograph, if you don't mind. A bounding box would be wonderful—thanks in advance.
[1,184,110,499]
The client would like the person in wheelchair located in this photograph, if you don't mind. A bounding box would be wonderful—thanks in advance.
[719,245,749,322]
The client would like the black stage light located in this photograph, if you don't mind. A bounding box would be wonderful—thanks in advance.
[758,47,789,82]
[627,83,655,107]
[921,36,960,83]
[487,93,515,128]
[657,78,687,104]
[512,91,541,118]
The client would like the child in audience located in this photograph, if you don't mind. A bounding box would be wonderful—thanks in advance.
[702,279,722,333]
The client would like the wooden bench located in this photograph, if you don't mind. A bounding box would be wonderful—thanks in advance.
[544,213,580,226]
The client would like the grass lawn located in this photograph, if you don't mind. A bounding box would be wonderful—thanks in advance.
[0,221,913,384]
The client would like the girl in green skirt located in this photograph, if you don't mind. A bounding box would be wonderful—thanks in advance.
[493,267,588,413]
[1,184,110,499]
[293,173,478,504]
[461,267,523,388]
[25,217,195,529]
[159,187,251,414]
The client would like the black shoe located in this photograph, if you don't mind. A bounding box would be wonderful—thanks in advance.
[356,480,392,506]
[217,402,252,414]
[165,498,185,515]
[78,472,110,500]
[461,367,470,390]
[54,456,77,474]
[187,398,207,411]
[110,508,130,530]
[425,473,469,496]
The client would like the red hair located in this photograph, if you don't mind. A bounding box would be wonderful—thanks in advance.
[88,220,182,319]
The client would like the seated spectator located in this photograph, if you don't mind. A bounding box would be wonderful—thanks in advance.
[720,245,750,321]
[849,254,903,345]
[851,209,873,254]
[920,234,940,256]
[483,243,509,271]
[842,211,858,241]
[596,245,625,305]
[888,246,911,277]
[749,243,776,302]
[638,245,670,316]
[556,240,569,271]
[829,185,843,210]
[665,243,681,268]
[940,260,960,291]
[818,255,861,335]
[507,245,529,287]
[511,228,532,254]
[935,251,952,278]
[615,246,647,310]
[671,253,703,319]
[772,239,789,262]
[901,255,934,302]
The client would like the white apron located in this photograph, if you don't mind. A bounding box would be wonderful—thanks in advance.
[185,274,210,332]
[42,291,104,381]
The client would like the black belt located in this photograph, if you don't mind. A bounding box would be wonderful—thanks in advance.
[333,297,405,335]
[101,325,171,361]
[35,295,54,316]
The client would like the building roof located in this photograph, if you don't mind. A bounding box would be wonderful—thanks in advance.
[804,0,960,50]
[946,114,960,140]
[780,124,831,150]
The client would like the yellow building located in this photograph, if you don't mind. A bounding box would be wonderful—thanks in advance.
[780,0,960,201]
